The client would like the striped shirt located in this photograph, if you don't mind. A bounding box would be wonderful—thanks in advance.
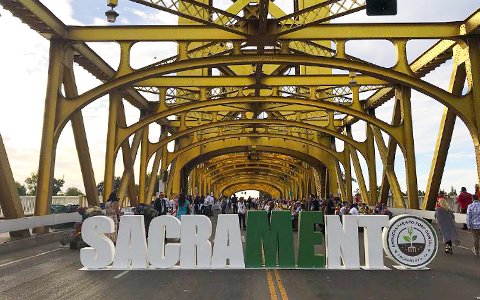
[466,201,480,229]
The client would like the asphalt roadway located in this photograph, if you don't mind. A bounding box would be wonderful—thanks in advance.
[0,212,479,300]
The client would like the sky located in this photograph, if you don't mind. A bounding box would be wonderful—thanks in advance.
[0,0,479,196]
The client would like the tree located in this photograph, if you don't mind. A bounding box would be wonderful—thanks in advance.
[97,176,121,195]
[53,178,65,196]
[65,187,84,196]
[25,172,38,196]
[24,172,65,196]
[15,181,26,196]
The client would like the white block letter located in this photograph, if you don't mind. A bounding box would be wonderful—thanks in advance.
[325,215,360,269]
[180,215,212,269]
[148,215,181,269]
[113,215,148,269]
[211,215,245,269]
[358,215,389,270]
[80,216,115,269]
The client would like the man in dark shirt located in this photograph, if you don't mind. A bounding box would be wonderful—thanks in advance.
[311,195,320,211]
[154,192,167,215]
[325,194,335,215]
[231,194,238,214]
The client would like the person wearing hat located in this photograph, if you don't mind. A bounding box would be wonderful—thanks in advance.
[105,192,121,243]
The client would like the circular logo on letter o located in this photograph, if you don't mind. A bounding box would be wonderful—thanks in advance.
[383,214,438,269]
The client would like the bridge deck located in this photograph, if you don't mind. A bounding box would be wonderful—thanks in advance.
[0,215,479,300]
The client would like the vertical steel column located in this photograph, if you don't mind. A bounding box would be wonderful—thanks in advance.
[103,90,120,199]
[398,87,419,209]
[138,112,149,203]
[366,109,378,204]
[34,40,65,233]
[343,137,353,202]
[467,36,480,188]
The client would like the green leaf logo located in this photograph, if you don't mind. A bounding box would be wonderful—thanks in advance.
[412,235,417,241]
[403,236,411,242]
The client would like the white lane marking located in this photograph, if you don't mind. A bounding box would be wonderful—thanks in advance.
[114,270,130,279]
[0,247,63,268]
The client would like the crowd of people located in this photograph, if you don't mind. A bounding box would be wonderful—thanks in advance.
[435,185,480,256]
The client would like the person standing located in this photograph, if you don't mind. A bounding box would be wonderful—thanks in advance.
[458,187,473,230]
[238,197,247,230]
[467,194,480,255]
[176,193,190,220]
[221,196,228,214]
[435,198,460,254]
[310,196,320,212]
[231,194,238,214]
[105,192,121,243]
[154,192,168,216]
[349,203,359,215]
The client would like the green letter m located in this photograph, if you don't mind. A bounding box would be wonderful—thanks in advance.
[245,210,294,268]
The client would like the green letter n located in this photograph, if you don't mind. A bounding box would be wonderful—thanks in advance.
[245,210,294,268]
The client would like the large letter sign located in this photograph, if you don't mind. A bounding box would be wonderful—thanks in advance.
[80,216,115,269]
[79,213,438,271]
[180,215,212,269]
[245,210,295,268]
[211,215,245,269]
[113,215,148,269]
[148,215,181,269]
[297,211,325,268]
[325,215,360,269]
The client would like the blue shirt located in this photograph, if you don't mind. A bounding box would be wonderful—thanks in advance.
[466,201,480,229]
[177,200,189,220]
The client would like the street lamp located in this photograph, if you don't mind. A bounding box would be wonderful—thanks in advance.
[105,0,119,23]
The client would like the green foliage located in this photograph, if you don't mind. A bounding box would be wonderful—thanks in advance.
[15,181,26,196]
[24,172,64,196]
[96,176,121,195]
[65,187,84,196]
[25,172,38,196]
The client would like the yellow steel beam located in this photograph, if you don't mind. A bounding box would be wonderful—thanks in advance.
[464,8,480,34]
[370,125,405,208]
[398,87,419,209]
[423,63,466,210]
[378,97,402,205]
[63,56,99,207]
[103,90,120,200]
[135,75,388,87]
[346,127,369,204]
[67,25,244,41]
[0,0,67,38]
[138,118,149,204]
[117,103,142,207]
[34,40,65,233]
[281,23,463,40]
[467,36,480,191]
[58,54,466,129]
[0,133,30,237]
